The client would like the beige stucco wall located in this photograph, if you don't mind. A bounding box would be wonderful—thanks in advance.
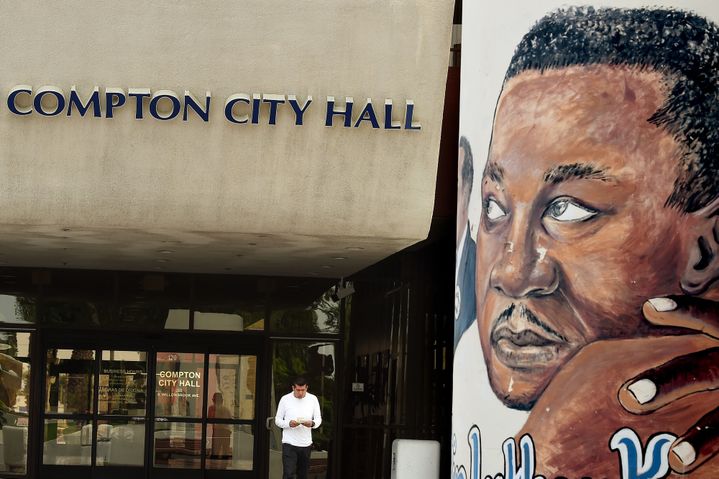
[0,1,454,275]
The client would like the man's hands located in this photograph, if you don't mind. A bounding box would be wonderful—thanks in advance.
[520,333,719,477]
[289,419,313,428]
[619,296,719,474]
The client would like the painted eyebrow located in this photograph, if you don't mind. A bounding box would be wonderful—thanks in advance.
[543,163,614,184]
[483,162,505,183]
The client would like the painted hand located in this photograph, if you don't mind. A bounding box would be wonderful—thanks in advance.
[618,296,719,474]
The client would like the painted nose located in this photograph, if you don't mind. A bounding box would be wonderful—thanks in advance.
[489,227,558,299]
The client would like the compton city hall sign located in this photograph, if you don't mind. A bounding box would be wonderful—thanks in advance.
[5,85,422,130]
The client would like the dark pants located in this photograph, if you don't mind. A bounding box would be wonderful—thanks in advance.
[282,443,312,479]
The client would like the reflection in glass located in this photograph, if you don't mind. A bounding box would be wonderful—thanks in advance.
[153,421,202,469]
[195,312,242,331]
[208,354,256,420]
[45,349,95,414]
[42,418,91,465]
[40,300,113,329]
[99,350,147,416]
[192,276,266,332]
[118,273,191,331]
[205,424,254,470]
[97,418,145,466]
[270,288,340,334]
[0,331,31,475]
[0,332,31,414]
[163,309,190,330]
[0,295,35,324]
[195,310,265,331]
[155,352,204,418]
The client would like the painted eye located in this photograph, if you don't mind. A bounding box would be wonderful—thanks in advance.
[545,198,597,222]
[484,198,507,222]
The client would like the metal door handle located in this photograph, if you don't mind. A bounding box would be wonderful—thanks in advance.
[266,416,274,430]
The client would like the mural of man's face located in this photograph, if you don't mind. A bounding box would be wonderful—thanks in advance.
[476,65,694,409]
[458,145,470,243]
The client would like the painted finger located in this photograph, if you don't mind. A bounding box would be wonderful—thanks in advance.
[643,296,719,338]
[618,347,719,413]
[669,407,719,474]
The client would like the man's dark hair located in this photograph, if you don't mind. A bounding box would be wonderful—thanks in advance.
[292,376,308,387]
[505,7,719,213]
[459,135,474,204]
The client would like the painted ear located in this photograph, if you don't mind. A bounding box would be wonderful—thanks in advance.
[681,198,719,295]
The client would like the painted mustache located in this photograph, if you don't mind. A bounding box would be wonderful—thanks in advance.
[491,303,568,344]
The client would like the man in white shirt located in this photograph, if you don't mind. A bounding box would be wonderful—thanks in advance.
[274,376,322,479]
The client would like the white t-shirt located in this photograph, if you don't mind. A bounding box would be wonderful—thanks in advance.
[274,392,322,447]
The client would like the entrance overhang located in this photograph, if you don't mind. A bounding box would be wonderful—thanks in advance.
[0,1,455,276]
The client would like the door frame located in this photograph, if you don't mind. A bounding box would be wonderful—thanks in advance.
[34,329,269,479]
[263,335,342,479]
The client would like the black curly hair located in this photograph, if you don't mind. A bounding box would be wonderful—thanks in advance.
[505,7,719,213]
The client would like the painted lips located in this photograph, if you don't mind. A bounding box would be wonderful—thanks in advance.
[490,304,567,369]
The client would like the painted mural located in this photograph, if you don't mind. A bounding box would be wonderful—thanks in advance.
[453,2,719,478]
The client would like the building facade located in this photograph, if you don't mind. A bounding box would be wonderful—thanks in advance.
[0,2,458,478]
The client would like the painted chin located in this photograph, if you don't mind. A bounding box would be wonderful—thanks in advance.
[488,356,566,410]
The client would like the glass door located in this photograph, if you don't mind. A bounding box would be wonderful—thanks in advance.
[152,352,205,477]
[40,342,261,479]
[42,348,148,479]
[151,351,259,479]
[267,341,336,479]
[97,350,148,470]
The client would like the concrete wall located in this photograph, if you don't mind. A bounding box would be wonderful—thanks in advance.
[0,1,454,275]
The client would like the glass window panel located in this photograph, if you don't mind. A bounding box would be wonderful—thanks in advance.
[155,352,204,419]
[193,276,265,331]
[0,331,31,415]
[1,424,28,474]
[38,270,114,328]
[208,354,256,420]
[115,272,192,331]
[45,349,95,414]
[97,418,145,467]
[99,350,147,415]
[0,270,40,302]
[0,331,31,475]
[270,284,340,334]
[205,424,253,470]
[195,311,264,331]
[164,309,190,330]
[153,421,201,469]
[0,295,36,324]
[40,300,113,329]
[43,418,91,466]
